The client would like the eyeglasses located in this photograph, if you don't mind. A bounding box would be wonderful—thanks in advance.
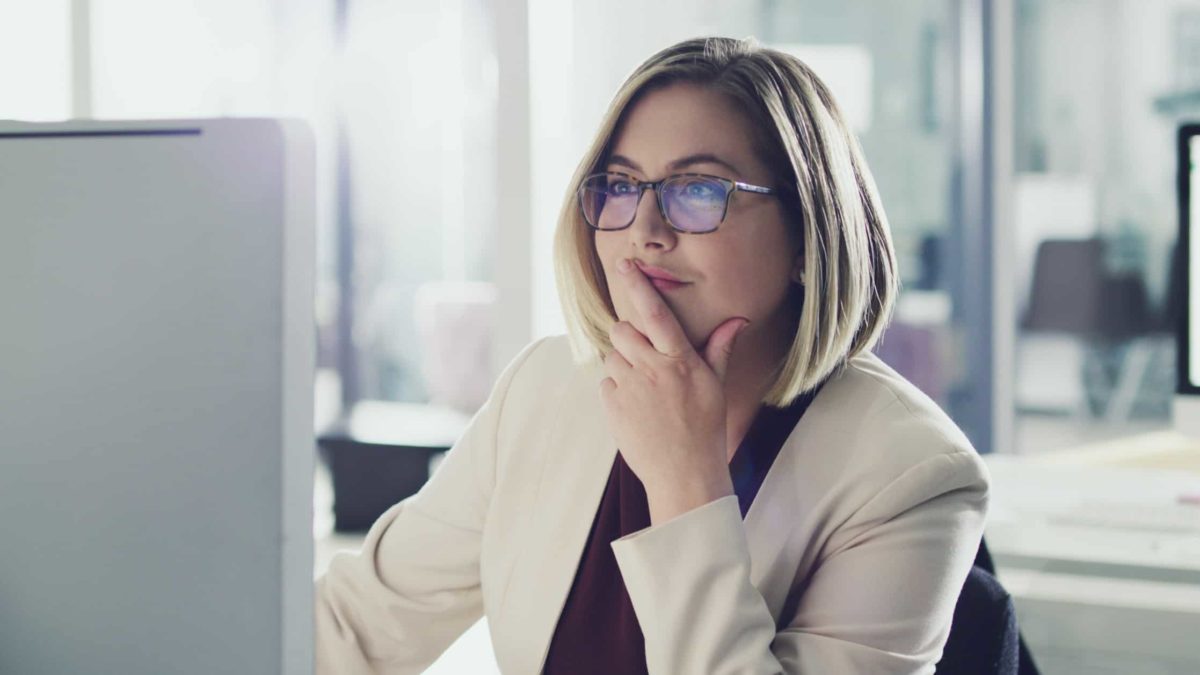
[577,171,775,234]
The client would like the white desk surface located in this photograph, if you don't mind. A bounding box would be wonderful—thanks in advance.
[986,431,1200,587]
[984,431,1200,673]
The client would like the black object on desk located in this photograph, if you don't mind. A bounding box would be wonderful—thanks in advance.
[317,401,471,532]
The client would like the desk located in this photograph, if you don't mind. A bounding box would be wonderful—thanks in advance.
[985,431,1200,674]
[317,401,470,532]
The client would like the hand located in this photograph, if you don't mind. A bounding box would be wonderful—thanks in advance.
[600,257,750,524]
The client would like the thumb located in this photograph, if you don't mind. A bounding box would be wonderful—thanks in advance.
[703,318,750,382]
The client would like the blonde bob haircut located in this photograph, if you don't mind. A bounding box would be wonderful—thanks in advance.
[552,36,899,407]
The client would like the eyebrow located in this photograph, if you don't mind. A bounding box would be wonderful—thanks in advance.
[607,152,744,177]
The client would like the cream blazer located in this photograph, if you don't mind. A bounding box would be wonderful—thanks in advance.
[315,334,990,674]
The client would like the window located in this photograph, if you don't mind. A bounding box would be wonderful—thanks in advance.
[1011,0,1200,452]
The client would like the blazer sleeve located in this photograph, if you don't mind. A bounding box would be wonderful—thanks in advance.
[314,337,547,675]
[610,449,989,675]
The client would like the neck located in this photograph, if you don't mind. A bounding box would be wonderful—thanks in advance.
[721,313,794,461]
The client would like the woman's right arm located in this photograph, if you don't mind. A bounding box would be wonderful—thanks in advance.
[314,337,548,675]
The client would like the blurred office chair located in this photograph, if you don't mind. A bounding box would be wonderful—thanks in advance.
[1097,270,1171,421]
[1021,236,1158,341]
[1022,238,1170,420]
[1093,242,1179,421]
[1163,241,1183,335]
[1022,238,1108,337]
[1019,238,1107,416]
[936,539,1040,675]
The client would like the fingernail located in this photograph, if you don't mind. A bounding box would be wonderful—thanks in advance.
[617,258,632,273]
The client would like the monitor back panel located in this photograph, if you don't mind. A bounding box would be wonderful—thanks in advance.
[0,119,314,675]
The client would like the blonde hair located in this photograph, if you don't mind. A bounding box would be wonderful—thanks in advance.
[552,36,898,407]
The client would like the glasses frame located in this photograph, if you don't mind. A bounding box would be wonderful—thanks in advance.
[578,170,775,234]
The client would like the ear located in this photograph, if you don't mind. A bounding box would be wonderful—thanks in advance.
[791,254,805,285]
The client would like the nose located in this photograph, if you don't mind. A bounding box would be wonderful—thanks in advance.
[628,185,676,252]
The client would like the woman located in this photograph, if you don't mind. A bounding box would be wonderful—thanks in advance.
[316,36,988,674]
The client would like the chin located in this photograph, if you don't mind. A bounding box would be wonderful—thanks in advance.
[675,313,720,350]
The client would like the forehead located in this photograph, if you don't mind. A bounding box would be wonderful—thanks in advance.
[608,83,766,178]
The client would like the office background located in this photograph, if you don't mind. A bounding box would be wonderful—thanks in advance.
[5,1,1200,673]
[5,0,1192,454]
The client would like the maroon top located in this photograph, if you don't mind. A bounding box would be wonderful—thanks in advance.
[542,384,824,674]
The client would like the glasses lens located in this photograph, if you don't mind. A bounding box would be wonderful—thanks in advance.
[580,173,638,229]
[662,176,729,233]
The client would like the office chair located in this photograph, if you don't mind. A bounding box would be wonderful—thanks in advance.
[1022,238,1108,336]
[1022,237,1171,420]
[935,539,1040,675]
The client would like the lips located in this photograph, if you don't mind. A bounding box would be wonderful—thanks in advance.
[633,260,685,283]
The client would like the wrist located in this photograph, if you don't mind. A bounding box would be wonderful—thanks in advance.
[645,470,734,526]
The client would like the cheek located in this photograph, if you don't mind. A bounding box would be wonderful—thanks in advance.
[702,249,793,315]
[592,237,627,314]
[594,233,619,276]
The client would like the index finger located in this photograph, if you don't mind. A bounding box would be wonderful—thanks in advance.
[617,258,692,358]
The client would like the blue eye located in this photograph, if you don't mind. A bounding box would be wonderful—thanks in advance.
[672,178,725,206]
[608,179,637,196]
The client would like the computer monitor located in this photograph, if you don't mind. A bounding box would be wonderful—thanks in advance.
[1175,123,1200,435]
[0,118,315,674]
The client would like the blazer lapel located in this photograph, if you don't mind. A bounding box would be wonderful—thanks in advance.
[490,365,617,674]
[741,387,833,626]
[741,426,808,624]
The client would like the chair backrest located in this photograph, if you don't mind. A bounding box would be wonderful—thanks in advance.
[1162,241,1183,334]
[1023,237,1159,341]
[935,539,1040,675]
[1097,273,1154,340]
[1023,238,1107,335]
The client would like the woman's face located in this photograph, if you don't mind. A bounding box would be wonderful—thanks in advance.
[593,83,802,351]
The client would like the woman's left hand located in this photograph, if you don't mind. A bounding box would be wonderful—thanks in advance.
[600,257,750,525]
